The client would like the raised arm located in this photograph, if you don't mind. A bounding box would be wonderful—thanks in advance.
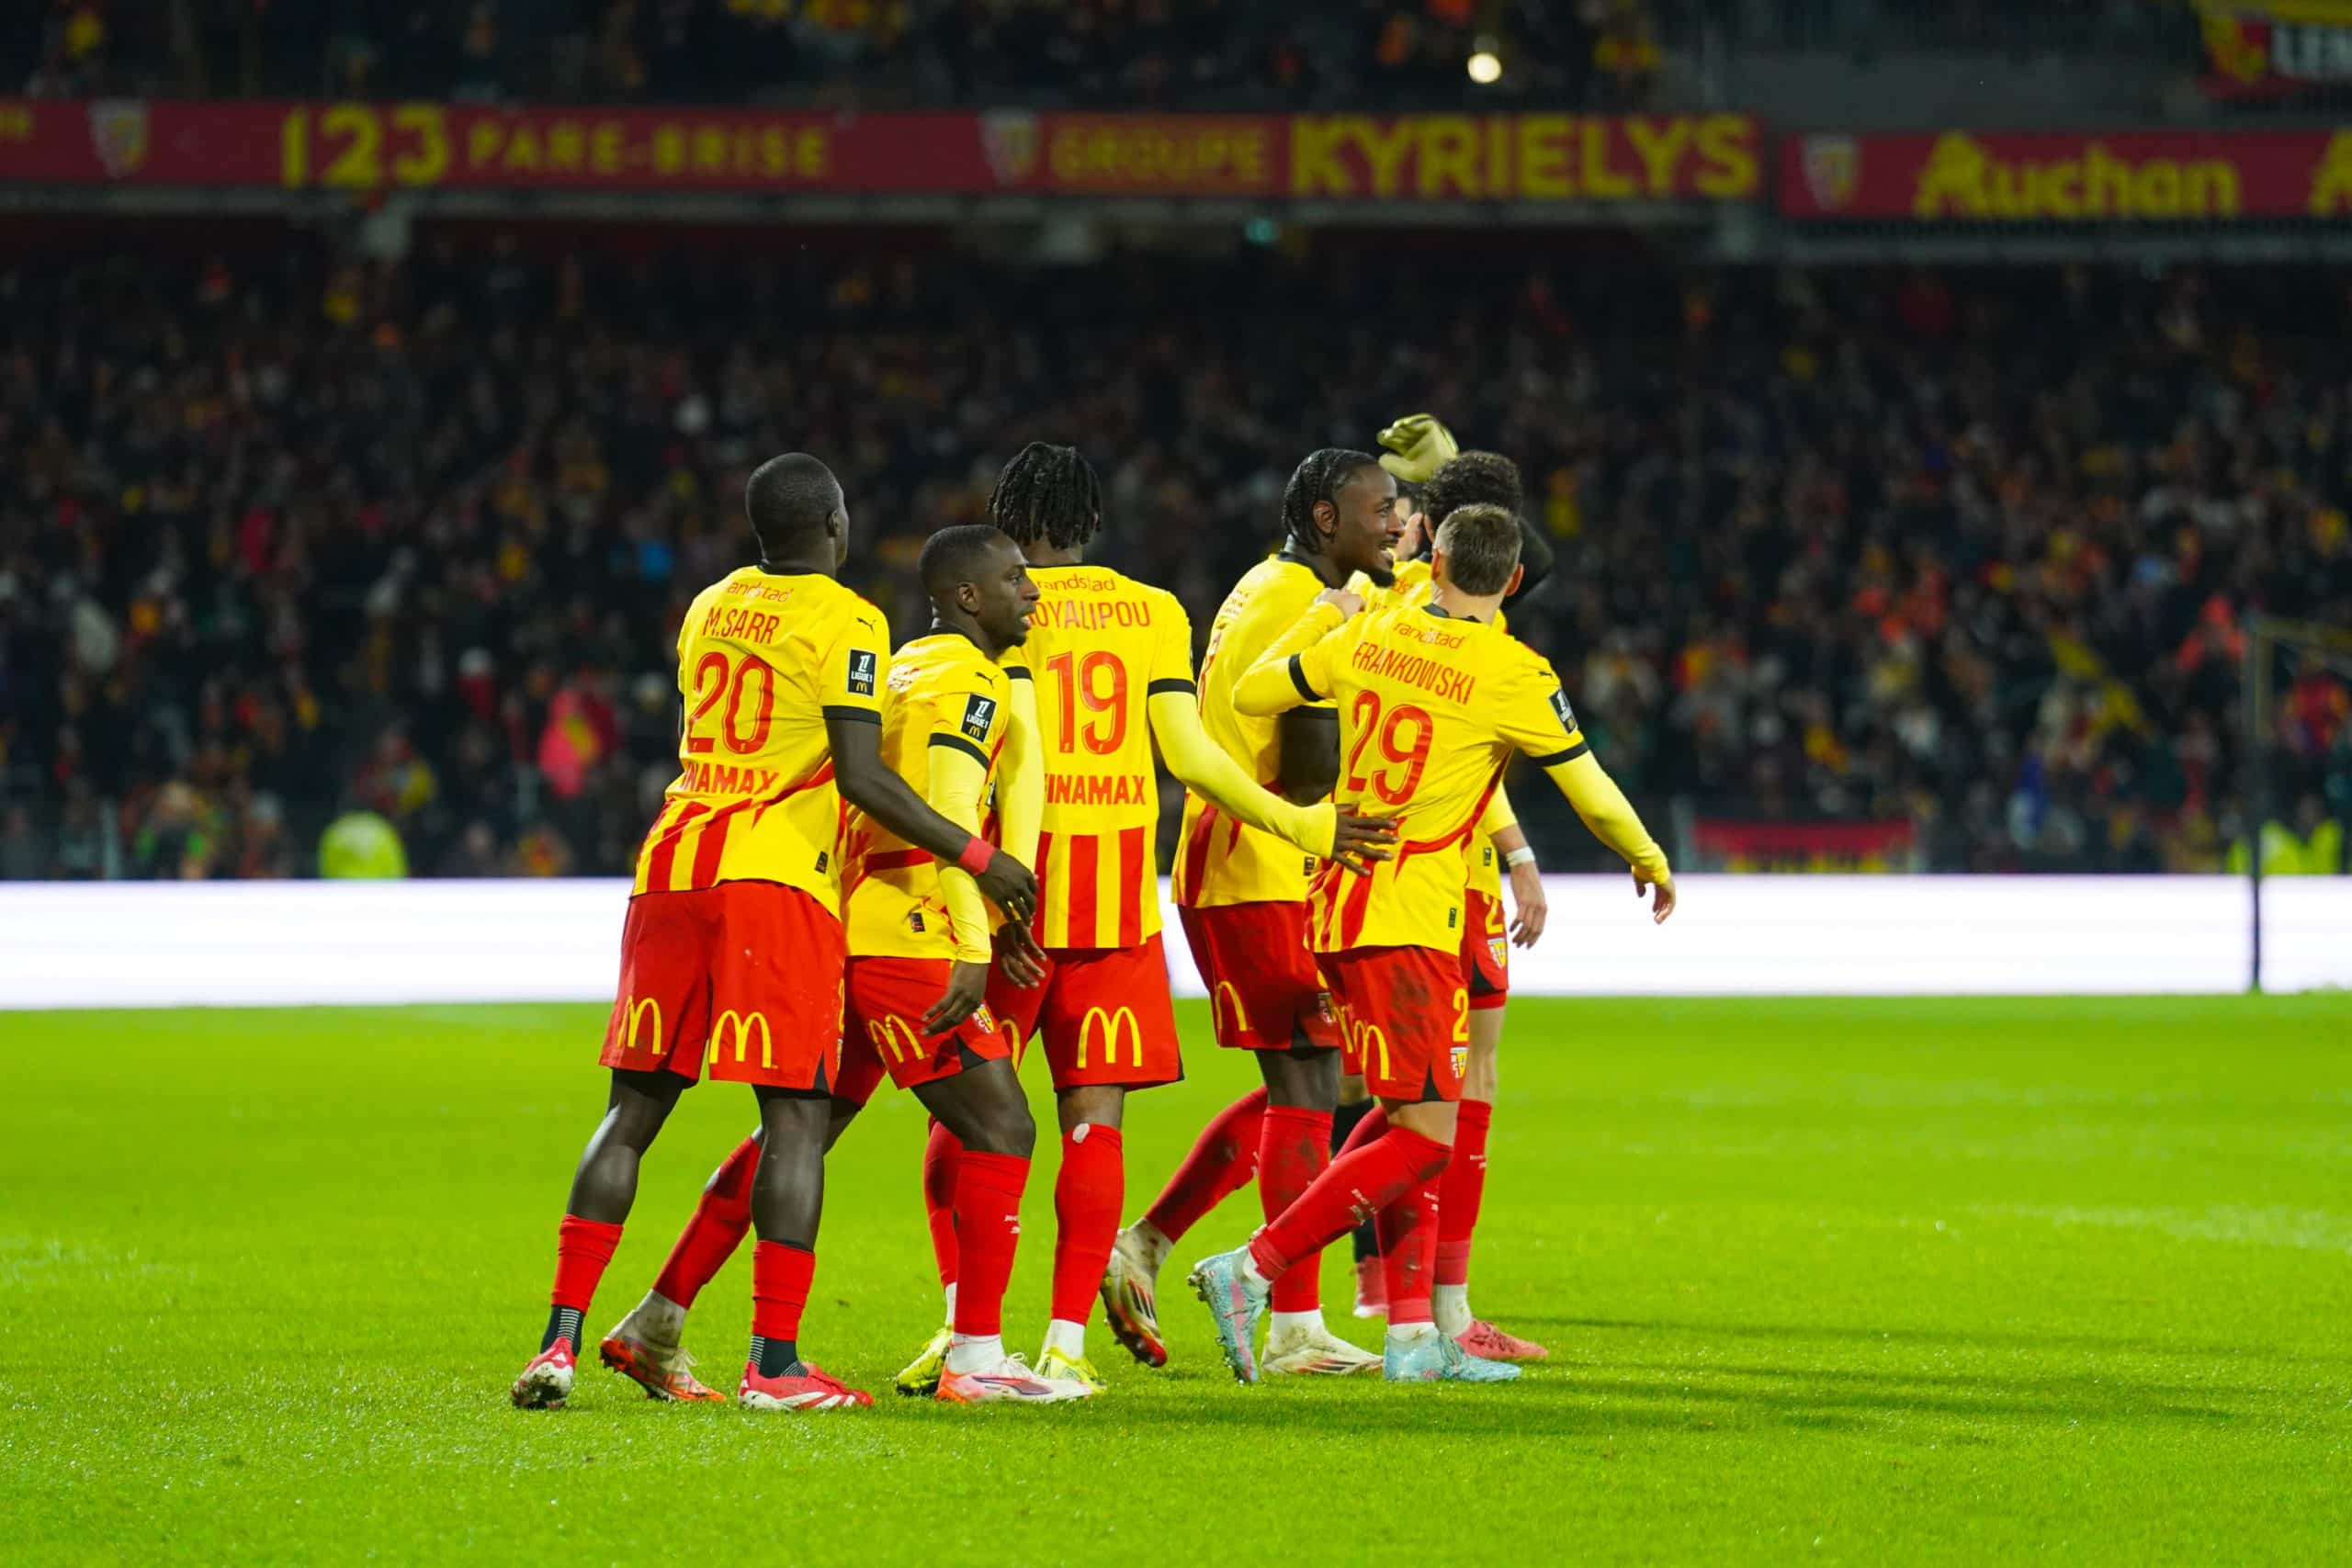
[1231,597,1351,717]
[1149,689,1337,860]
[1149,591,1388,872]
[1500,665,1674,923]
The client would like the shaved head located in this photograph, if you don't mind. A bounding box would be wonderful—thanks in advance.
[745,453,843,559]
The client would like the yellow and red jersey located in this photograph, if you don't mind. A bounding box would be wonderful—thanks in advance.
[1005,561,1196,949]
[631,566,888,914]
[1358,557,1509,897]
[843,631,1012,963]
[1173,555,1333,909]
[1271,600,1583,955]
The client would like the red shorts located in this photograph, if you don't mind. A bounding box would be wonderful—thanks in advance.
[1323,943,1465,1104]
[985,932,1182,1091]
[833,955,1018,1106]
[599,881,844,1092]
[1179,901,1338,1053]
[1462,888,1510,1011]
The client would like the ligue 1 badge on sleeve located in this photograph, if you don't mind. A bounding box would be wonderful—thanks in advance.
[88,100,149,179]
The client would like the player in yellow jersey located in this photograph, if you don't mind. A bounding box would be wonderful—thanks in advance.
[1187,502,1674,1384]
[1102,448,1407,1378]
[963,441,1395,1392]
[598,525,1086,1407]
[510,456,1039,1416]
[1330,426,1561,1360]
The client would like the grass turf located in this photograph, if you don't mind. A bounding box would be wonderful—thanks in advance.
[5,995,2351,1563]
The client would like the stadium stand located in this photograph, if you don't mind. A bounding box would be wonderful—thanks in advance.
[4,237,2347,880]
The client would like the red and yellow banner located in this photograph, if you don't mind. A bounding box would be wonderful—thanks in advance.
[1690,820,1919,874]
[0,100,1759,202]
[2199,0,2352,98]
[1780,128,2352,221]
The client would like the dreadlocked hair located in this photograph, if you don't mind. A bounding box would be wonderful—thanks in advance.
[1281,448,1383,551]
[988,442,1102,551]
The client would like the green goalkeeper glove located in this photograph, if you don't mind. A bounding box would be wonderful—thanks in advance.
[1376,412,1459,484]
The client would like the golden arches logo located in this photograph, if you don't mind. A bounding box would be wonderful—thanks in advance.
[1338,1006,1389,1080]
[707,1009,774,1069]
[1077,1006,1142,1070]
[1211,982,1253,1043]
[619,996,662,1054]
[865,1014,925,1064]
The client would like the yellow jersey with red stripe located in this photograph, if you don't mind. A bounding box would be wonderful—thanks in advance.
[630,567,888,913]
[1173,556,1331,909]
[1281,601,1582,954]
[1357,557,1507,897]
[1004,561,1195,949]
[844,631,1012,962]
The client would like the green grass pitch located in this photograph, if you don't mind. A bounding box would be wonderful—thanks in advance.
[6,995,2352,1563]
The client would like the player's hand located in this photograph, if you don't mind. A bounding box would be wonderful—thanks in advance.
[1508,859,1548,947]
[1396,507,1430,563]
[922,959,991,1033]
[978,849,1038,924]
[1633,865,1676,925]
[1316,587,1365,617]
[1377,412,1459,484]
[1329,809,1398,875]
[994,920,1047,987]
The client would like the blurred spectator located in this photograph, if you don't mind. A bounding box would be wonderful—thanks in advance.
[3,239,2349,880]
[17,0,1668,108]
[320,807,409,879]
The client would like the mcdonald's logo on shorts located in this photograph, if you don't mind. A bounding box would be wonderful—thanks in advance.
[1212,982,1251,1042]
[865,1014,924,1063]
[1078,1006,1142,1070]
[1340,1009,1389,1080]
[620,996,662,1054]
[707,1009,775,1069]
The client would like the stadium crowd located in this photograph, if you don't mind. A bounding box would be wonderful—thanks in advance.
[12,0,1665,109]
[3,238,2349,882]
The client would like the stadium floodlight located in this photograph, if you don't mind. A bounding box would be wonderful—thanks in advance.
[1466,51,1502,85]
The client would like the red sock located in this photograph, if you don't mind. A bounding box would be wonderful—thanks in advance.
[751,1239,815,1345]
[1259,1106,1333,1314]
[1051,1123,1124,1324]
[1337,1103,1388,1157]
[1142,1087,1266,1244]
[1435,1099,1491,1289]
[950,1151,1031,1338]
[1338,1102,1388,1261]
[1249,1125,1448,1281]
[552,1214,622,1311]
[922,1120,963,1292]
[1377,1174,1443,1326]
[651,1133,760,1307]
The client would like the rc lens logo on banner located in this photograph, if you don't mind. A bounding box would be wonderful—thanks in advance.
[1077,1007,1141,1070]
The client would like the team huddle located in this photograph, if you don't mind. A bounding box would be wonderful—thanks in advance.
[510,418,1675,1411]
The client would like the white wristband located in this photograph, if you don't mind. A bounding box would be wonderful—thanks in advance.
[1502,846,1536,869]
